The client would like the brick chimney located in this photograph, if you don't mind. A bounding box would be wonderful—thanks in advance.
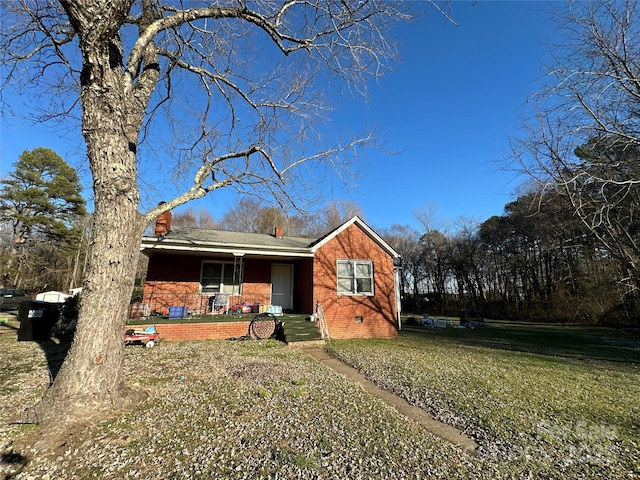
[154,202,172,237]
[274,226,284,238]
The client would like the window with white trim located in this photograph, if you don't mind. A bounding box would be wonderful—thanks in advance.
[201,262,241,294]
[337,259,374,295]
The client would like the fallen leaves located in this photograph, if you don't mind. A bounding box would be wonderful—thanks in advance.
[1,335,638,479]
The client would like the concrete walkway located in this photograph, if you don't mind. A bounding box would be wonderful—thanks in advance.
[298,345,478,453]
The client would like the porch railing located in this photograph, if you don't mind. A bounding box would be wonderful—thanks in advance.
[130,291,247,319]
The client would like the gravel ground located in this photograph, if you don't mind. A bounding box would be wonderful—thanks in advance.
[1,334,638,479]
[2,338,481,479]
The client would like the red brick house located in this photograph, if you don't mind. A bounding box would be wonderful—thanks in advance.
[139,216,401,339]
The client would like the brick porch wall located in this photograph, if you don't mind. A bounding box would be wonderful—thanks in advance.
[239,283,271,307]
[128,321,251,342]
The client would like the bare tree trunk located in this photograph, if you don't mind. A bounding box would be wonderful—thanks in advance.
[30,203,145,432]
[4,229,28,286]
[25,13,152,440]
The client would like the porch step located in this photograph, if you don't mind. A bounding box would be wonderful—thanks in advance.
[282,315,323,343]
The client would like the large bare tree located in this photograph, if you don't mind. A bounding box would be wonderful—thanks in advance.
[1,0,428,444]
[512,1,640,296]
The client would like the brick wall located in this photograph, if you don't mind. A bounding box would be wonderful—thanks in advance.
[240,282,272,306]
[142,282,268,315]
[142,281,206,315]
[128,321,251,342]
[314,223,398,340]
[146,254,201,282]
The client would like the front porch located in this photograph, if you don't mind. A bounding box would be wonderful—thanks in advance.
[140,254,314,318]
[136,285,305,317]
[126,312,323,343]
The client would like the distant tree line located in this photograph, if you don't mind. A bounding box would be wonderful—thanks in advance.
[382,2,639,326]
[172,197,363,238]
[499,1,640,326]
[383,186,639,326]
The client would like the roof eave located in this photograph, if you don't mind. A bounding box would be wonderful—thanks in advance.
[140,238,314,258]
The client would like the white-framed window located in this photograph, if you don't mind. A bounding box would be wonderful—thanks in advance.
[201,261,241,294]
[337,259,374,295]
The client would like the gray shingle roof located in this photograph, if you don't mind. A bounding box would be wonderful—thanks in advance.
[140,227,317,258]
[159,227,316,249]
[140,217,400,260]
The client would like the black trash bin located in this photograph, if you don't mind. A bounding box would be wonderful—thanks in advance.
[17,300,60,341]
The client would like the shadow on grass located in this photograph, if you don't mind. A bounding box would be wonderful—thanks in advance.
[402,320,640,363]
[1,451,29,467]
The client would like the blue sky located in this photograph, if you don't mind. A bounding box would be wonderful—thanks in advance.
[1,1,556,233]
[338,0,555,231]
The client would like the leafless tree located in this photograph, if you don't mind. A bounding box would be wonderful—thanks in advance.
[1,0,433,445]
[305,199,364,235]
[512,0,640,296]
[413,202,446,235]
[379,223,422,312]
[172,207,216,229]
[217,196,267,232]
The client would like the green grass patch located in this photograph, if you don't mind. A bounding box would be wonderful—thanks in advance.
[402,319,640,363]
[328,324,640,478]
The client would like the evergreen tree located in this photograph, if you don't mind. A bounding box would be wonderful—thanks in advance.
[0,147,86,287]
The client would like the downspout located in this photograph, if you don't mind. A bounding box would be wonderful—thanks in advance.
[393,257,403,331]
[232,252,245,302]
